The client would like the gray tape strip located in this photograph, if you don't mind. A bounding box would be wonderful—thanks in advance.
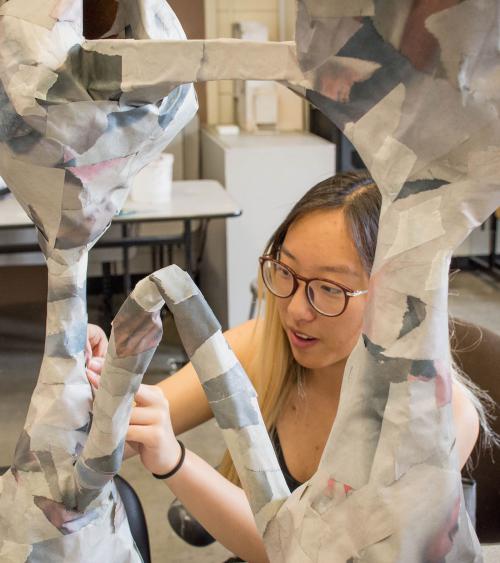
[45,325,86,358]
[410,359,438,379]
[47,282,86,304]
[36,451,63,503]
[396,179,449,201]
[202,364,257,403]
[75,457,114,491]
[398,295,426,339]
[112,296,163,360]
[167,293,220,357]
[245,470,275,515]
[206,398,260,431]
[84,443,125,475]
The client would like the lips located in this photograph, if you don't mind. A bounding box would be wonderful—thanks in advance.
[294,331,315,340]
[288,328,319,349]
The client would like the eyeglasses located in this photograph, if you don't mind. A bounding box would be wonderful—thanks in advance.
[259,256,368,317]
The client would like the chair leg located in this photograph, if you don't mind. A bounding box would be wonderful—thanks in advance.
[101,261,114,332]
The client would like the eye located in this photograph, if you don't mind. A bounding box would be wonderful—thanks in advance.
[319,283,343,297]
[275,263,291,278]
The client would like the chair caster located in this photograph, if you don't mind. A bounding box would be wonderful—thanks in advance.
[167,498,215,547]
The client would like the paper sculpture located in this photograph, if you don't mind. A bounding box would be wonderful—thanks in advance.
[280,3,497,560]
[1,0,498,561]
[0,1,198,560]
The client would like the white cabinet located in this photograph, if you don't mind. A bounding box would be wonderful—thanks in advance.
[201,128,336,329]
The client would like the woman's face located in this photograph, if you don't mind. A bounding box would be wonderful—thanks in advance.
[276,208,370,373]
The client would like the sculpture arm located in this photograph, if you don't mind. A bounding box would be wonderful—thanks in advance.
[81,38,307,104]
[77,266,289,531]
[156,319,260,435]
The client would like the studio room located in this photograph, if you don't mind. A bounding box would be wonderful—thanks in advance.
[0,1,499,562]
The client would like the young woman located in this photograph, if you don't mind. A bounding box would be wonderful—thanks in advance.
[87,171,487,562]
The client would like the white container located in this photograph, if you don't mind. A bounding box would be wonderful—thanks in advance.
[130,153,174,204]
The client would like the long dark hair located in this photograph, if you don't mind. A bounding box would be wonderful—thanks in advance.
[266,170,382,273]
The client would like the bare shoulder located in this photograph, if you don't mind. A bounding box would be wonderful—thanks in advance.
[452,381,480,468]
[224,318,262,371]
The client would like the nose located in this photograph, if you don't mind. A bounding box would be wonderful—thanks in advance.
[286,281,316,322]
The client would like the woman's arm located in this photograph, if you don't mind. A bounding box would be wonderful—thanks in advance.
[127,384,269,563]
[452,381,480,469]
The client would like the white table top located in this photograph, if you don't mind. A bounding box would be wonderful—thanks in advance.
[0,180,241,230]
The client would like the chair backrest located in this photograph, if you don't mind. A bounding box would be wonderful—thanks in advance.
[452,319,500,543]
[115,474,152,563]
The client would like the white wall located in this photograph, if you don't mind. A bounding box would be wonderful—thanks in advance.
[201,129,336,328]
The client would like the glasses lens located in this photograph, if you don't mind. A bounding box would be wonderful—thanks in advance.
[262,260,294,297]
[308,279,346,316]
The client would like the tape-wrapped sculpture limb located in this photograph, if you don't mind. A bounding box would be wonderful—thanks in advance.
[1,0,498,560]
[78,265,291,529]
[0,1,200,560]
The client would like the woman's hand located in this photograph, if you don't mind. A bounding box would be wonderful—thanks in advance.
[85,324,108,383]
[126,384,182,476]
[124,387,269,563]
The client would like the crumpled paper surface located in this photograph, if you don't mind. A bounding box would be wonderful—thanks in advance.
[1,0,498,561]
[0,0,197,560]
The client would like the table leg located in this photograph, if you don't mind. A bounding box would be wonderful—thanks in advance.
[489,213,498,270]
[101,261,113,333]
[184,219,192,275]
[122,223,131,296]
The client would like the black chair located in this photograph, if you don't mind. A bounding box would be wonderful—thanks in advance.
[0,467,151,562]
[115,473,151,563]
[453,319,500,543]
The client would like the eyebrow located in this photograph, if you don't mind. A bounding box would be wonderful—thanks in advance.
[280,246,360,277]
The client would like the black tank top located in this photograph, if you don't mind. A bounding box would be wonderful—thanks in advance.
[271,429,303,492]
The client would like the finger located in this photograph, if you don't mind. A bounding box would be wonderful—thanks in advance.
[125,441,140,456]
[129,405,162,426]
[133,384,167,408]
[88,324,108,357]
[86,370,100,389]
[87,356,104,374]
[126,424,162,449]
[93,329,108,357]
[85,338,92,365]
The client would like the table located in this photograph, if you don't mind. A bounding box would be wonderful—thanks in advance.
[484,544,500,562]
[0,180,242,317]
